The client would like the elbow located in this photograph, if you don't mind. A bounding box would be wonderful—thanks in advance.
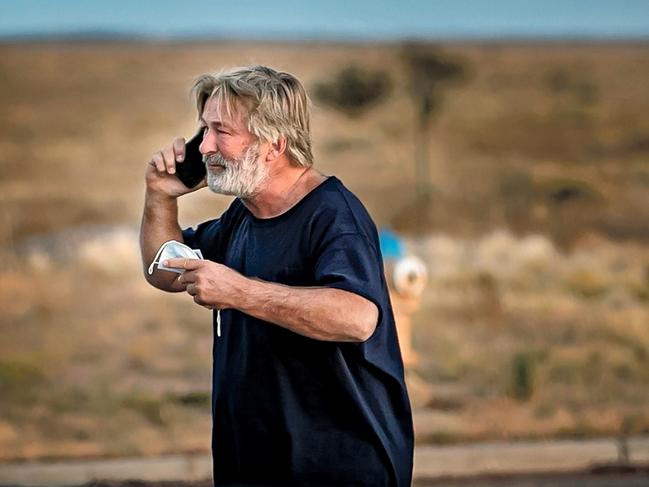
[353,301,379,343]
[143,269,183,293]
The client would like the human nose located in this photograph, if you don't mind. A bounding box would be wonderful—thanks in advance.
[199,130,217,156]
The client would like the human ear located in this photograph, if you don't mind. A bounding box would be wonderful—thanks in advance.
[265,136,287,162]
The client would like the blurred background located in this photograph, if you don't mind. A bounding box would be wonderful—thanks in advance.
[1,0,649,484]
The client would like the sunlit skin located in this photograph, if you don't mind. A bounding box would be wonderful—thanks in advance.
[141,97,379,342]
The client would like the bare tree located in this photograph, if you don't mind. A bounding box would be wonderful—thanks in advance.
[402,44,466,232]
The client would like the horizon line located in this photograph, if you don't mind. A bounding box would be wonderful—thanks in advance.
[1,29,648,44]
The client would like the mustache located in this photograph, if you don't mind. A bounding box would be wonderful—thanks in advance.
[203,153,229,167]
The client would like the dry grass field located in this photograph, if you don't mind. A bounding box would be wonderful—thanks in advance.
[0,40,648,460]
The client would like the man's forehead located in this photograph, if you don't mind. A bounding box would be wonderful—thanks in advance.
[201,96,247,128]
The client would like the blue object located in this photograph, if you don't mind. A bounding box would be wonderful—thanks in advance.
[379,228,405,260]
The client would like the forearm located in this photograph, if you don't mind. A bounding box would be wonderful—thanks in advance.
[230,277,378,342]
[139,191,184,292]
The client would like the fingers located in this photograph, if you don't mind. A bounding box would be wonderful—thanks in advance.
[184,282,210,309]
[193,295,213,309]
[176,264,220,310]
[162,145,176,174]
[173,137,185,163]
[175,273,186,288]
[179,271,198,285]
[151,151,166,172]
[165,258,203,271]
[149,137,186,176]
[185,282,212,310]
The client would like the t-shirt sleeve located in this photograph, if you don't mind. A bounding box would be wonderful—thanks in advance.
[313,232,386,327]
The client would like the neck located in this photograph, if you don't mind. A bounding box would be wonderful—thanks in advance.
[241,164,326,219]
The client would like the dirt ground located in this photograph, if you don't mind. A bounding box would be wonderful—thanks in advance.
[63,465,649,487]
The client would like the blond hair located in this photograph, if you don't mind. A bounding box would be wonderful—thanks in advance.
[191,65,313,168]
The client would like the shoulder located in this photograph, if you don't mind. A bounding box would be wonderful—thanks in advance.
[307,176,380,253]
[314,177,376,231]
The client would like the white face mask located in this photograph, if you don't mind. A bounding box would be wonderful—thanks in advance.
[147,240,221,336]
[147,240,203,275]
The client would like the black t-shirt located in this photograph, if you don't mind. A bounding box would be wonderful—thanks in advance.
[182,176,413,486]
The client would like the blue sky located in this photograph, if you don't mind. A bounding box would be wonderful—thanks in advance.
[1,0,649,40]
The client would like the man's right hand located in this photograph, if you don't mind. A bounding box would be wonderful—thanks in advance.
[145,136,207,198]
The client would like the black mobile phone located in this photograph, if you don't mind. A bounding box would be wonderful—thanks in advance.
[175,130,206,188]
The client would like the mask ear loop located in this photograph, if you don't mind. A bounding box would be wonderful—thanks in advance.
[147,240,175,275]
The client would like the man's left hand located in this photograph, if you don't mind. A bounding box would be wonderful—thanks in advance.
[164,258,244,310]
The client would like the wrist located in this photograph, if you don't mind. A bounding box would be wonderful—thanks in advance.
[225,272,256,310]
[145,189,178,207]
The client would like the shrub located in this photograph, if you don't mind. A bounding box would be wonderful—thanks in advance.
[0,360,44,404]
[312,66,392,118]
[567,269,609,299]
[510,352,536,401]
[122,395,165,426]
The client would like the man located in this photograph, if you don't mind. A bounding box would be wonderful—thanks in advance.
[140,65,413,486]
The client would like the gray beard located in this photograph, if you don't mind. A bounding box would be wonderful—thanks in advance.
[204,143,268,198]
